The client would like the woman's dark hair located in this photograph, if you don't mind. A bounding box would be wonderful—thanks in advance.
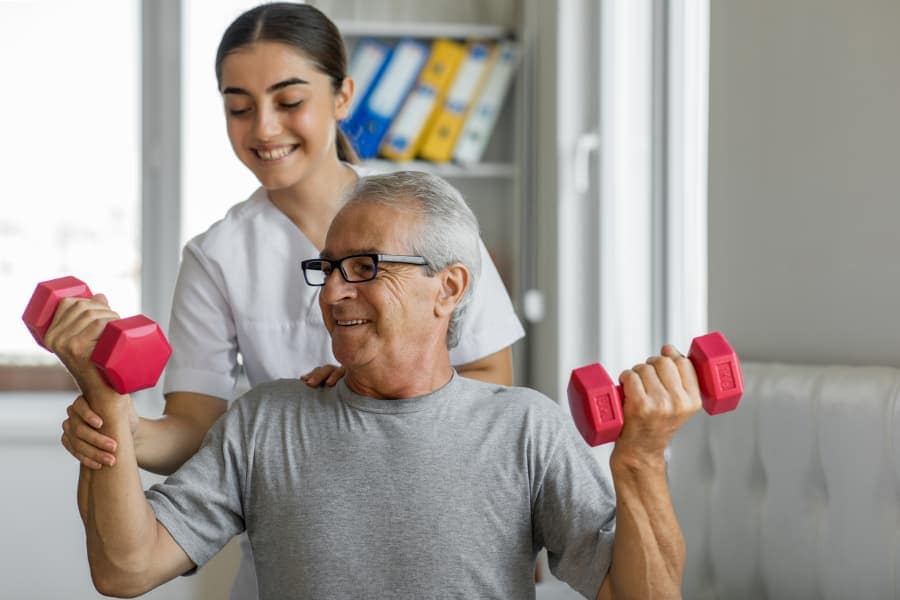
[215,2,358,163]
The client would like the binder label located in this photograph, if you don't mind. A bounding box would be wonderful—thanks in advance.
[369,43,428,117]
[347,42,388,118]
[445,50,489,114]
[385,87,437,152]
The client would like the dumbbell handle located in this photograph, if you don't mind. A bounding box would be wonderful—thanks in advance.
[22,276,171,394]
[567,331,743,446]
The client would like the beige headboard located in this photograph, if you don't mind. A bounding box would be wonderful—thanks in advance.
[668,362,900,599]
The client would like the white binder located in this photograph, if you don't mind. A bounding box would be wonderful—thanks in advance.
[345,38,390,123]
[452,40,520,165]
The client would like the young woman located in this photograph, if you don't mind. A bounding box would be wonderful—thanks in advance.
[59,3,524,598]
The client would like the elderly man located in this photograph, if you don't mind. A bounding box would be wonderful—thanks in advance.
[45,171,699,599]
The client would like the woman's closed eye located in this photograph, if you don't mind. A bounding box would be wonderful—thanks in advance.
[225,102,253,116]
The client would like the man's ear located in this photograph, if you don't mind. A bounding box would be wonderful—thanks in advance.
[434,264,470,318]
[334,76,355,120]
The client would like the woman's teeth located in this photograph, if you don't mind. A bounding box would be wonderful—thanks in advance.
[256,146,295,160]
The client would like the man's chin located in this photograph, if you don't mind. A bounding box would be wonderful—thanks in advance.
[331,343,369,370]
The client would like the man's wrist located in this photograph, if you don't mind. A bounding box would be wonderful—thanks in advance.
[610,445,668,477]
[83,386,133,424]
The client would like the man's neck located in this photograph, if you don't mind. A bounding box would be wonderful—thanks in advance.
[344,360,455,400]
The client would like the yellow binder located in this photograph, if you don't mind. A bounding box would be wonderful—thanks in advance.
[418,41,495,163]
[380,39,466,162]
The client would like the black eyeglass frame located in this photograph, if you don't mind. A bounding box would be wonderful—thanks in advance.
[300,253,428,286]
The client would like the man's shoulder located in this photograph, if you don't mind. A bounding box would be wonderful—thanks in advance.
[456,377,565,419]
[231,379,335,417]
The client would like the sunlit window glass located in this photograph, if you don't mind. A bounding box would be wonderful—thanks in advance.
[0,0,140,365]
[181,0,263,245]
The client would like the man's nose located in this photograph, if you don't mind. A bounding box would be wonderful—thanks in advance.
[319,269,355,303]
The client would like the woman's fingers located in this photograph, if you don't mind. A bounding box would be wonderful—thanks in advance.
[324,366,346,387]
[301,364,345,387]
[62,404,117,467]
[72,395,103,429]
[60,432,101,470]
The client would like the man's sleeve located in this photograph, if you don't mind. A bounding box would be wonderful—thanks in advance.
[145,400,249,569]
[533,421,617,598]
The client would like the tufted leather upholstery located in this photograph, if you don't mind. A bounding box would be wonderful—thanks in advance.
[668,362,900,599]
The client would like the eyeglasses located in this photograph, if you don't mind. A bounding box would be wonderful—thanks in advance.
[300,253,428,286]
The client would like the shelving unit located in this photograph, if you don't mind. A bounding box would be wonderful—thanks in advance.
[338,18,521,178]
[364,159,518,179]
[324,0,534,385]
[336,20,513,40]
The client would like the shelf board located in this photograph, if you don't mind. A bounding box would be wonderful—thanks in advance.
[364,159,517,179]
[337,20,513,40]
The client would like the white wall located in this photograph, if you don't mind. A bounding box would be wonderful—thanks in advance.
[708,0,900,367]
[0,393,240,599]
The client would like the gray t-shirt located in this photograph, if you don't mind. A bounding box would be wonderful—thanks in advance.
[146,373,616,599]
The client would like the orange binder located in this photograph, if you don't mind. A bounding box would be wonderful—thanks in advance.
[418,41,494,163]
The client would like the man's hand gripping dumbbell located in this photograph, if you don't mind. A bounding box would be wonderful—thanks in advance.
[22,276,171,395]
[568,332,744,446]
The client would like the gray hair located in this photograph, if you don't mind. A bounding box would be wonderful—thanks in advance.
[343,171,482,349]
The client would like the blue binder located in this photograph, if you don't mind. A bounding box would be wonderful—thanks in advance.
[343,38,391,125]
[341,38,430,159]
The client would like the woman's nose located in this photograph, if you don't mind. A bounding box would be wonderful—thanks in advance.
[254,106,282,139]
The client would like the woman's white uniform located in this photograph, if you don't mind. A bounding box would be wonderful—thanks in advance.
[163,166,525,599]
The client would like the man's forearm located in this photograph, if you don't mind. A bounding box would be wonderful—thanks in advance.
[79,387,163,596]
[600,450,685,600]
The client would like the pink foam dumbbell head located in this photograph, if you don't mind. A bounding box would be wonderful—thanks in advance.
[567,331,745,447]
[22,276,94,349]
[23,275,172,394]
[688,331,744,415]
[90,315,172,394]
[567,363,625,446]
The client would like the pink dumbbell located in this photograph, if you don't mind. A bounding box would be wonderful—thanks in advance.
[22,276,172,394]
[567,331,744,446]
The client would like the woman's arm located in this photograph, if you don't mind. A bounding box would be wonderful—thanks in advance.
[62,391,227,476]
[455,346,514,385]
[136,392,228,475]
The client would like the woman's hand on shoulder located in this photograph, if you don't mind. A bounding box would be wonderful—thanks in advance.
[300,364,346,387]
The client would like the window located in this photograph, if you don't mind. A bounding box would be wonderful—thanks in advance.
[0,0,140,388]
[182,0,261,245]
[545,0,709,401]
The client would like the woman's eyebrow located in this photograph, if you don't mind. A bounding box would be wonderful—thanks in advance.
[222,77,310,95]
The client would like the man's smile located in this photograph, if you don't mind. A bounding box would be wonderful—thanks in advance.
[336,319,370,327]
